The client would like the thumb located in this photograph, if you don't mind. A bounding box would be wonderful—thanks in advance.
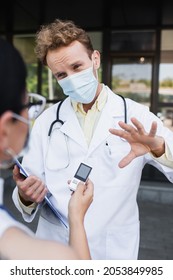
[13,165,26,182]
[118,152,134,168]
[75,182,86,194]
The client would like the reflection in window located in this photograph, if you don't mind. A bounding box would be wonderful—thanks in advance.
[159,63,173,102]
[159,30,173,103]
[111,57,152,107]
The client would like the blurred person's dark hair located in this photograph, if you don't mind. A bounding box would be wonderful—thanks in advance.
[0,38,27,116]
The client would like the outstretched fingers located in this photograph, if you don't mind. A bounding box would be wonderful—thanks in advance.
[130,117,146,135]
[148,121,157,137]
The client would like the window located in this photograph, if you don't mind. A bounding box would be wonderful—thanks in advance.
[158,30,173,130]
[111,31,156,52]
[14,36,38,94]
[111,56,152,106]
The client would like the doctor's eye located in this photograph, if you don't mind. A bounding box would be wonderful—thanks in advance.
[73,63,83,71]
[55,72,67,80]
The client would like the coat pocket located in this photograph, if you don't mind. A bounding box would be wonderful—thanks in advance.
[106,221,140,259]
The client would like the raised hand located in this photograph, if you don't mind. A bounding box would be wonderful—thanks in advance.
[109,117,165,168]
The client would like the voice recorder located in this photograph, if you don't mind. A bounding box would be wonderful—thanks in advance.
[69,162,92,192]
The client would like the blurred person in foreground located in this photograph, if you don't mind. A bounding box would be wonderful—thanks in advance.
[0,37,93,260]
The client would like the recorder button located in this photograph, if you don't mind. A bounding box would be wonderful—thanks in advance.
[72,179,78,184]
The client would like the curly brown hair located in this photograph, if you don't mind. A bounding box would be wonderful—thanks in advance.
[35,19,94,65]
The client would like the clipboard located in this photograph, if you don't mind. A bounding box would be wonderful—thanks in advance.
[14,158,69,229]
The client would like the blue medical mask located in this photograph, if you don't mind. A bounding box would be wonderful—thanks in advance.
[58,65,98,104]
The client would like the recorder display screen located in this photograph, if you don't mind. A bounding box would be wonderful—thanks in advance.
[75,163,92,181]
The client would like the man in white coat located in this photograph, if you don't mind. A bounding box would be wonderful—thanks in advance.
[12,19,173,260]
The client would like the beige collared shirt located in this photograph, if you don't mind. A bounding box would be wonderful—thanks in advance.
[72,84,107,145]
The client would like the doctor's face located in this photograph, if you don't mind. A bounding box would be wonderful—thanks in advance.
[46,40,100,81]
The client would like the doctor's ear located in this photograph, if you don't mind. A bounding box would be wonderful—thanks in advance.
[92,50,100,69]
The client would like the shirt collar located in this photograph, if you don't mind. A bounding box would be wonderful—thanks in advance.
[72,84,107,113]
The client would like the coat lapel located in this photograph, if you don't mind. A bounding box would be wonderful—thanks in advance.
[88,88,126,154]
[58,98,88,150]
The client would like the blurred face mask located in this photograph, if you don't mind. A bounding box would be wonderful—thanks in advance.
[0,114,30,170]
[0,93,46,170]
[58,64,98,104]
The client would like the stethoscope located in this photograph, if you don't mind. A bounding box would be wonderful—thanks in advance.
[46,94,127,170]
[48,94,127,136]
[48,99,65,136]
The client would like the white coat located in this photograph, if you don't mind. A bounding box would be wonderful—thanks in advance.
[12,85,173,259]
